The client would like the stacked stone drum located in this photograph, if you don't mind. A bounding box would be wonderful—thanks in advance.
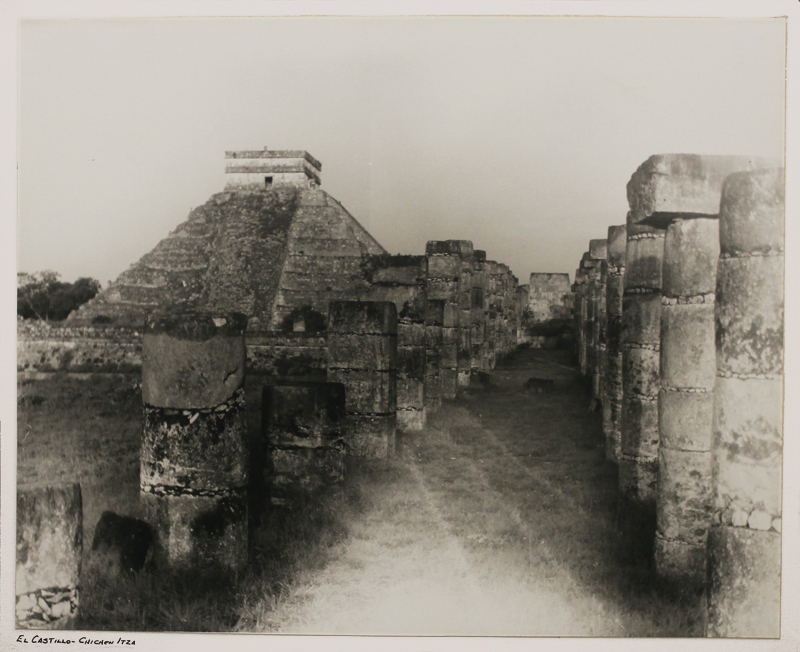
[603,224,627,462]
[140,311,249,571]
[707,168,784,638]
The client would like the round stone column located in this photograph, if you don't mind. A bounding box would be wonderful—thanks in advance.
[654,217,719,587]
[603,224,627,462]
[707,168,784,638]
[140,311,249,571]
[619,217,665,505]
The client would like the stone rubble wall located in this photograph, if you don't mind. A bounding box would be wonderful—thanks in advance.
[570,154,784,638]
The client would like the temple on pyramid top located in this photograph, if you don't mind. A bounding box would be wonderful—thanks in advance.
[225,148,322,190]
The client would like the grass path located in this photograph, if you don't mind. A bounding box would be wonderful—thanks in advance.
[253,349,702,636]
[17,349,702,635]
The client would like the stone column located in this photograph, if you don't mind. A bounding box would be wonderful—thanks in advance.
[619,215,664,504]
[655,217,719,586]
[485,260,500,369]
[572,268,587,367]
[262,381,347,506]
[140,311,249,571]
[16,483,82,628]
[603,224,626,462]
[457,244,474,387]
[707,168,784,638]
[589,239,608,400]
[515,284,530,346]
[327,301,397,458]
[424,299,445,411]
[364,255,428,430]
[426,241,470,397]
[624,154,778,584]
[471,251,488,372]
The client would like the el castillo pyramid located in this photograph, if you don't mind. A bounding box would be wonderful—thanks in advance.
[68,150,386,330]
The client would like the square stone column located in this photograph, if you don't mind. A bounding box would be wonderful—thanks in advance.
[363,255,428,430]
[16,483,82,629]
[262,381,346,506]
[327,301,398,459]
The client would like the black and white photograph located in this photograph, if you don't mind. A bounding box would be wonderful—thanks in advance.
[1,1,798,650]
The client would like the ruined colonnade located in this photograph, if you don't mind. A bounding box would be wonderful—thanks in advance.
[572,154,784,637]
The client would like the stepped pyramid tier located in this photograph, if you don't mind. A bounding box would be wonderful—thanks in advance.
[69,152,386,329]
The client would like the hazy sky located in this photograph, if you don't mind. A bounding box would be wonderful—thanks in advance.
[18,16,786,286]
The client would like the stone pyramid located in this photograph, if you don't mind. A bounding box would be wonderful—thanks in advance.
[68,151,386,329]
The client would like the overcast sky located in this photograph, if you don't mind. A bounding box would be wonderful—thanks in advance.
[17,16,785,286]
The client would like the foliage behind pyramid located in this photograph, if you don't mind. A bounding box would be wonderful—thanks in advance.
[68,150,386,329]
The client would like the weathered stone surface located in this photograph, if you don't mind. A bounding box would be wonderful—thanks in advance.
[622,293,662,345]
[624,235,665,291]
[528,273,573,322]
[662,218,720,297]
[16,483,82,623]
[621,397,659,459]
[327,301,397,335]
[141,389,248,493]
[657,447,711,545]
[622,346,660,398]
[246,331,327,378]
[716,256,783,378]
[141,490,247,571]
[658,389,714,452]
[660,303,716,390]
[653,535,706,590]
[589,238,608,260]
[261,382,346,448]
[626,154,776,228]
[607,224,627,267]
[425,240,474,257]
[712,376,782,520]
[326,369,396,415]
[706,526,780,638]
[326,332,398,371]
[618,455,658,502]
[142,312,247,409]
[718,168,785,256]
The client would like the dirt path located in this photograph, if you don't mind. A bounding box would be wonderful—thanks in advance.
[255,349,702,636]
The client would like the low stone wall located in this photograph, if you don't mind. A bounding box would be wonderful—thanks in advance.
[17,320,141,373]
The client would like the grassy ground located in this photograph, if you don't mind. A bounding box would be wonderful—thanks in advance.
[16,349,703,636]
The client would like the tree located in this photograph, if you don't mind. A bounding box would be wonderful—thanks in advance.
[17,271,101,321]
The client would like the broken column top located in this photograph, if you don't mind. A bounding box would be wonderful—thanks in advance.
[627,154,780,229]
[144,311,248,340]
[589,239,608,260]
[425,240,474,256]
[607,225,627,267]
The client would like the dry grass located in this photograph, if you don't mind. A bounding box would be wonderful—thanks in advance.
[15,349,703,636]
